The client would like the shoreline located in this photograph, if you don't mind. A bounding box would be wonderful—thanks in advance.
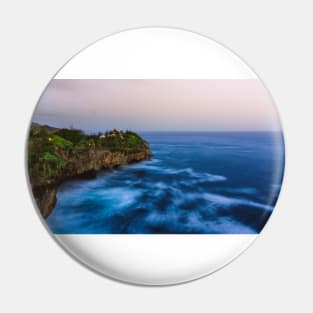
[28,124,152,217]
[32,150,152,218]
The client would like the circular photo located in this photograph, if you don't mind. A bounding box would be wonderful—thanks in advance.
[27,28,285,285]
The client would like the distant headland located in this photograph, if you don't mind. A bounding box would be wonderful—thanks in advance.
[27,123,152,217]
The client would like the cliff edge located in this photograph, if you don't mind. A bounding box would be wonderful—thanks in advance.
[28,124,152,217]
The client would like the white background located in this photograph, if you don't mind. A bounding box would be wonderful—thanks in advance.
[0,1,312,312]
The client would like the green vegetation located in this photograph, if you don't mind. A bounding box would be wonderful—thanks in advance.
[28,124,148,181]
[39,151,65,177]
[100,130,146,153]
[49,135,73,149]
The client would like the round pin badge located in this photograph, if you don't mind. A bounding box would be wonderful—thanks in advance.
[27,27,285,285]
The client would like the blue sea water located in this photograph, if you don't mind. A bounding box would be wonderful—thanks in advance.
[46,132,285,234]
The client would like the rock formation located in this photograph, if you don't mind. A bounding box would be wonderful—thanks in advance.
[28,124,152,217]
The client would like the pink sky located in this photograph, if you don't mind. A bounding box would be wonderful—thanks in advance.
[33,79,281,132]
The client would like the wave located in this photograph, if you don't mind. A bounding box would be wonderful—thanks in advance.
[48,130,283,234]
[127,161,227,183]
[164,167,227,182]
[52,181,272,234]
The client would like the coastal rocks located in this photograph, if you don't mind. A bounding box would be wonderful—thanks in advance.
[32,185,57,218]
[31,147,152,218]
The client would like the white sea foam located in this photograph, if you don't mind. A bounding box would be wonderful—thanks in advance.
[207,218,256,234]
[160,167,227,182]
[96,187,142,210]
[202,193,273,211]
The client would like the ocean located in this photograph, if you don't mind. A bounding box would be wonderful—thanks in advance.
[46,132,285,234]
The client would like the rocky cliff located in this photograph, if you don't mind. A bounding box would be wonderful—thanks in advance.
[28,125,152,217]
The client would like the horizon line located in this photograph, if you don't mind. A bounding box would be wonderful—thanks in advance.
[32,122,282,134]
